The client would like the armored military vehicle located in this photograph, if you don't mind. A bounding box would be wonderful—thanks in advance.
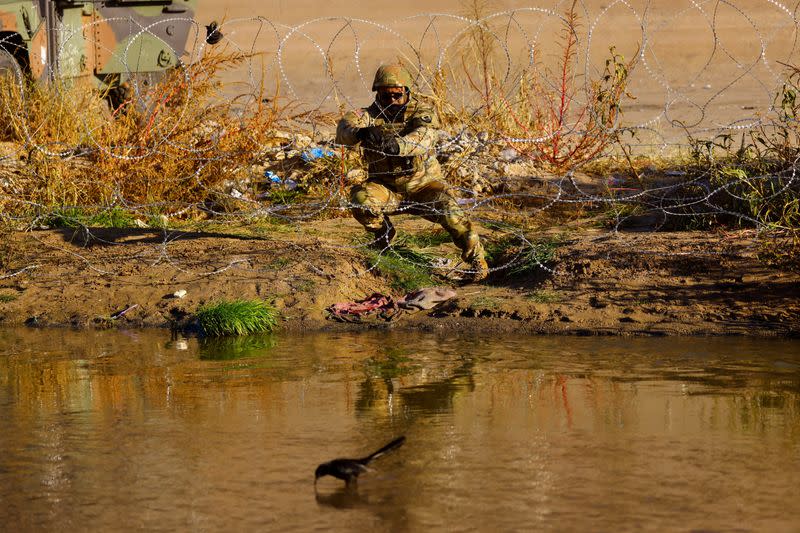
[0,0,220,104]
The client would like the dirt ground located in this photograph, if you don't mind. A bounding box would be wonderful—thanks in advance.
[2,2,799,336]
[1,219,797,336]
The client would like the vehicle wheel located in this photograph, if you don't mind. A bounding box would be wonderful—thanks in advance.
[0,48,23,85]
[106,80,133,112]
[105,72,167,114]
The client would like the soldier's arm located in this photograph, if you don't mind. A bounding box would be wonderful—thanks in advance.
[336,110,370,146]
[397,109,440,157]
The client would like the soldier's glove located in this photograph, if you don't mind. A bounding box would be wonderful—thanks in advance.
[355,126,384,147]
[380,134,400,156]
[356,126,400,156]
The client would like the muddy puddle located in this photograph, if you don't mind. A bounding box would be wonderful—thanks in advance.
[1,329,799,531]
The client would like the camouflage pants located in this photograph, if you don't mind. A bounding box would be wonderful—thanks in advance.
[349,180,483,261]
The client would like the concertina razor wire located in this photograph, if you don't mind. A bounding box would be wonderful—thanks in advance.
[0,1,798,280]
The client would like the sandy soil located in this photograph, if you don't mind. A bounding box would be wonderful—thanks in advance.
[193,0,800,137]
[1,220,797,336]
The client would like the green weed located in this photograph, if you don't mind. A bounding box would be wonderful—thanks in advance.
[267,188,304,205]
[468,295,499,309]
[196,299,279,337]
[0,293,17,303]
[485,235,559,276]
[364,247,437,292]
[41,206,136,228]
[397,229,453,248]
[526,290,562,303]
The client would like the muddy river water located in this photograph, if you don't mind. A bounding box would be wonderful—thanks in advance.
[1,329,798,531]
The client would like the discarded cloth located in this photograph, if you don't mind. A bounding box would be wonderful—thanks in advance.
[325,293,400,322]
[325,287,458,322]
[397,287,457,310]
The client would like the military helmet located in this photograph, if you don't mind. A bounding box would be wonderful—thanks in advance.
[372,64,413,91]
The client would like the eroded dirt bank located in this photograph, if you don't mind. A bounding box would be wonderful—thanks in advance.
[0,221,798,336]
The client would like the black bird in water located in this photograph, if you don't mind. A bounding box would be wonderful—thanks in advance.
[314,436,406,487]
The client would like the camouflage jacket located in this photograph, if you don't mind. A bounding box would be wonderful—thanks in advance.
[336,98,444,194]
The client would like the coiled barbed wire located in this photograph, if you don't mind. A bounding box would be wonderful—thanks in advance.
[0,2,798,281]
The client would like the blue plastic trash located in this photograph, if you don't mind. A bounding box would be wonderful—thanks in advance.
[301,147,335,162]
[265,170,282,184]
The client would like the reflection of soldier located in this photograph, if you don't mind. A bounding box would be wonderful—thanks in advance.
[336,64,489,282]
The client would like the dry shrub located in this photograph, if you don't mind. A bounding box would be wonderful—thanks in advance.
[679,63,800,261]
[420,0,635,177]
[0,47,290,217]
[95,48,288,209]
[0,74,114,210]
[491,2,635,173]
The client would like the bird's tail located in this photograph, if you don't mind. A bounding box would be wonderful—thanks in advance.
[361,436,406,464]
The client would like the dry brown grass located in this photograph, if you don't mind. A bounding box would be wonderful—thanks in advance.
[0,47,290,219]
[408,0,636,189]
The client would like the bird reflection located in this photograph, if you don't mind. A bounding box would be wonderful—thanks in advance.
[314,485,370,509]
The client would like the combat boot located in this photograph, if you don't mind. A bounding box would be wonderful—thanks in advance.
[467,255,489,282]
[460,239,489,283]
[369,219,396,250]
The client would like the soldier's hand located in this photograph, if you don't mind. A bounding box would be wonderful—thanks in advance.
[355,126,384,148]
[381,134,400,156]
[356,126,400,155]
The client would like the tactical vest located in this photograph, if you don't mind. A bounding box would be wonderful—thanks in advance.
[363,100,439,191]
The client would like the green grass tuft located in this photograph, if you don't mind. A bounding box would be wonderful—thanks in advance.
[42,206,136,229]
[485,235,560,276]
[525,290,562,303]
[196,299,279,337]
[267,189,304,205]
[364,247,437,292]
[468,296,499,310]
[397,229,453,248]
[0,293,17,303]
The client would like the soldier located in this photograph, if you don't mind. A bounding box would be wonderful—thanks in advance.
[336,64,489,282]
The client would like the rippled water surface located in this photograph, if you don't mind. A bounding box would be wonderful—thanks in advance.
[1,329,799,531]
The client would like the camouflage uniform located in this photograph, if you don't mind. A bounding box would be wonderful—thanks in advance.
[336,65,487,278]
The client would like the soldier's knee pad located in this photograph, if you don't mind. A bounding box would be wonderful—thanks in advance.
[350,186,370,207]
[442,212,471,236]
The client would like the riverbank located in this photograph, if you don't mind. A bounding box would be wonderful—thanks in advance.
[0,220,797,336]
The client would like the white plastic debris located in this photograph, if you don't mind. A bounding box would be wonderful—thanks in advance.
[173,289,187,299]
[499,148,519,162]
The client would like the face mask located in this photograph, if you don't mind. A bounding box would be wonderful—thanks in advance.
[375,89,409,119]
[377,89,407,106]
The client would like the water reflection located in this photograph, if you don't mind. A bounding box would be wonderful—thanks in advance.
[197,334,278,360]
[315,486,369,510]
[0,329,799,531]
[356,346,475,417]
